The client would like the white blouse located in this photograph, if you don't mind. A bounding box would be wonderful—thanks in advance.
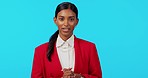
[56,35,75,71]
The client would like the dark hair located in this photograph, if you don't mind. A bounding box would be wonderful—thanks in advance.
[47,2,78,61]
[55,2,78,19]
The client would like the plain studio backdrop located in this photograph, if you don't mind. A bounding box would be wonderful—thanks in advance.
[0,0,148,78]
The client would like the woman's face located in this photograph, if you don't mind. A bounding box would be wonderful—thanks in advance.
[54,9,78,40]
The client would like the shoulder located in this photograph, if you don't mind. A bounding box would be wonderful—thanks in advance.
[35,42,49,52]
[76,37,96,47]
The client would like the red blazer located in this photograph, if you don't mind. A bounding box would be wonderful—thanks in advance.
[31,37,102,78]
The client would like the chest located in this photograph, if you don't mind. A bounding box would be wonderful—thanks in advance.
[43,46,90,77]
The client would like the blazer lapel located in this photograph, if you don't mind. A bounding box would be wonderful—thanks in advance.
[52,44,63,76]
[74,37,83,73]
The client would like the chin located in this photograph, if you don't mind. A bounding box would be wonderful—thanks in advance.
[63,33,72,37]
[63,34,70,37]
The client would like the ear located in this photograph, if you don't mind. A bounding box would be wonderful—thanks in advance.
[75,18,79,26]
[54,17,57,25]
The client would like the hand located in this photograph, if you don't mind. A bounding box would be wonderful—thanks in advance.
[62,68,74,78]
[62,68,83,78]
[74,73,83,78]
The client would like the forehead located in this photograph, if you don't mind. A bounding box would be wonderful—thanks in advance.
[57,9,76,17]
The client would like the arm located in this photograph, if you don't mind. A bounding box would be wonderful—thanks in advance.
[82,44,102,78]
[31,48,44,78]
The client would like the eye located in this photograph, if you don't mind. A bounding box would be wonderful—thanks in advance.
[58,17,64,21]
[69,18,75,22]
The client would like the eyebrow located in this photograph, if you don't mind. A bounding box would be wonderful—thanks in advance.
[69,16,75,18]
[58,16,75,18]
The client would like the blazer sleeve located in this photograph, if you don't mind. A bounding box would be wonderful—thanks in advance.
[31,48,44,78]
[82,44,102,78]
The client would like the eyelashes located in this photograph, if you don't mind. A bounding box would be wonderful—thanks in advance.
[58,18,64,21]
[58,17,75,22]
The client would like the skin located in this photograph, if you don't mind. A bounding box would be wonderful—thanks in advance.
[54,9,78,41]
[54,9,82,78]
[62,68,82,78]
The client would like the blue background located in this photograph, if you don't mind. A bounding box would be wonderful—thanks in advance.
[0,0,148,78]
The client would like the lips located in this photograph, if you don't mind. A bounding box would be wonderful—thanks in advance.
[62,28,70,32]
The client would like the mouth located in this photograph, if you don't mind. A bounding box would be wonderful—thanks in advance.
[62,28,70,32]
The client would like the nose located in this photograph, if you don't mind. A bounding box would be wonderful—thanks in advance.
[64,19,68,26]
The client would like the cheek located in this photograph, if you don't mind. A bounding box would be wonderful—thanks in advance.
[70,25,76,30]
[69,21,77,26]
[56,21,64,28]
[57,21,64,25]
[69,22,77,29]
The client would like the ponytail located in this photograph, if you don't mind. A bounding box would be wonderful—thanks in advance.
[47,30,59,61]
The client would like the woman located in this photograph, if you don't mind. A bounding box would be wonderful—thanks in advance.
[31,2,102,78]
